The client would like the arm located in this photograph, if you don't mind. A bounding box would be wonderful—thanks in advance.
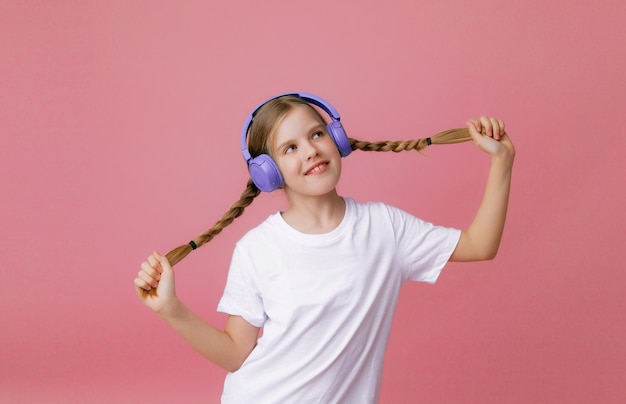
[134,252,260,372]
[449,116,515,262]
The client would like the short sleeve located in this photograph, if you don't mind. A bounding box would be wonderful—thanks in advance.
[217,244,267,327]
[387,205,461,284]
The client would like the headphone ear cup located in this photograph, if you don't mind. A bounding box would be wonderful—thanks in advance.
[326,121,352,157]
[248,154,284,192]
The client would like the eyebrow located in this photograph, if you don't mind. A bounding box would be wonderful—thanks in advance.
[273,123,325,154]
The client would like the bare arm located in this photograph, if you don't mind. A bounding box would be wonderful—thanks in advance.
[135,252,260,372]
[449,116,515,262]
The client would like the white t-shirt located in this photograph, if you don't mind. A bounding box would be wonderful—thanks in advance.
[217,197,461,403]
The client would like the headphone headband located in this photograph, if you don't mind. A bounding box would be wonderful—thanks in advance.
[240,92,341,162]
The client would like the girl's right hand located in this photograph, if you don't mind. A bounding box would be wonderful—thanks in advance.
[134,251,177,313]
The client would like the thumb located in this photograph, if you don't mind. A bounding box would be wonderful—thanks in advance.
[151,251,176,297]
[466,120,483,140]
[152,251,174,277]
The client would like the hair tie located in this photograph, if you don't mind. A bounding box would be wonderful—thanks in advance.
[189,240,197,250]
[426,137,432,146]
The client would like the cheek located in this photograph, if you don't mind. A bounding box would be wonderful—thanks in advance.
[274,155,296,175]
[326,140,342,159]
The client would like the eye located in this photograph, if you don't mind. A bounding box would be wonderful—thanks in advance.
[312,131,324,139]
[284,144,296,154]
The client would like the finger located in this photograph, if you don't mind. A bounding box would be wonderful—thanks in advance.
[141,260,160,278]
[489,117,501,140]
[134,276,152,291]
[467,118,481,134]
[148,254,162,274]
[479,116,492,137]
[139,261,160,287]
[498,119,506,138]
[137,270,159,289]
[154,251,173,273]
[466,120,484,142]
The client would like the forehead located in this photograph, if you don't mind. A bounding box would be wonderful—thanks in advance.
[272,105,325,142]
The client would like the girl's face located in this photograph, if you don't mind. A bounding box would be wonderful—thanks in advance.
[270,105,342,200]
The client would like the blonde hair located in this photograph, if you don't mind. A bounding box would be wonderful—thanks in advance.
[141,96,472,297]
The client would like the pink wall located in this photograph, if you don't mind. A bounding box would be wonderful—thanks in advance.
[2,1,625,402]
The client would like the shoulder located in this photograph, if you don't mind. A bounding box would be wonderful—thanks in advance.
[347,197,413,222]
[348,197,455,239]
[235,212,282,250]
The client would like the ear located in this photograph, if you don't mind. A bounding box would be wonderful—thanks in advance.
[248,154,284,192]
[327,121,352,157]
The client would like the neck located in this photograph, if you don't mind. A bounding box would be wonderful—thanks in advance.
[281,190,345,234]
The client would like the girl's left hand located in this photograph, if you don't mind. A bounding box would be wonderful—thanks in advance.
[466,116,515,160]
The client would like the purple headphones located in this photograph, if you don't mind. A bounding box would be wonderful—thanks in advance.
[240,92,352,192]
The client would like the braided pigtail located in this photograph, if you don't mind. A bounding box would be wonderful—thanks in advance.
[140,179,260,298]
[349,127,472,152]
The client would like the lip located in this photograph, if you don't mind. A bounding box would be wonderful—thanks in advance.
[304,161,329,175]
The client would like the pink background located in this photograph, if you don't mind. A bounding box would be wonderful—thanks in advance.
[2,1,625,403]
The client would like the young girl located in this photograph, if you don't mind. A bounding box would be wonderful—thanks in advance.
[134,92,515,403]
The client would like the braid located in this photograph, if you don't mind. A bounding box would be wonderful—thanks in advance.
[141,127,471,298]
[166,128,468,266]
[166,178,261,266]
[350,127,472,152]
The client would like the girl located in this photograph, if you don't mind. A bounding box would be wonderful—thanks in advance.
[134,92,515,403]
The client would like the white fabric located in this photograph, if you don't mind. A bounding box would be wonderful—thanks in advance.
[217,197,461,403]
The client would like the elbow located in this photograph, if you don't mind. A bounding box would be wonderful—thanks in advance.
[218,351,251,373]
[454,231,503,262]
[475,236,502,261]
[478,246,499,261]
[218,354,247,373]
[483,252,498,261]
[224,363,242,373]
[218,359,244,374]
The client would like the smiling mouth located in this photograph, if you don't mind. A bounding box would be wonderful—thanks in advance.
[305,162,328,175]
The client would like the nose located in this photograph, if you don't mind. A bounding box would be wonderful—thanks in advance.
[303,140,319,161]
